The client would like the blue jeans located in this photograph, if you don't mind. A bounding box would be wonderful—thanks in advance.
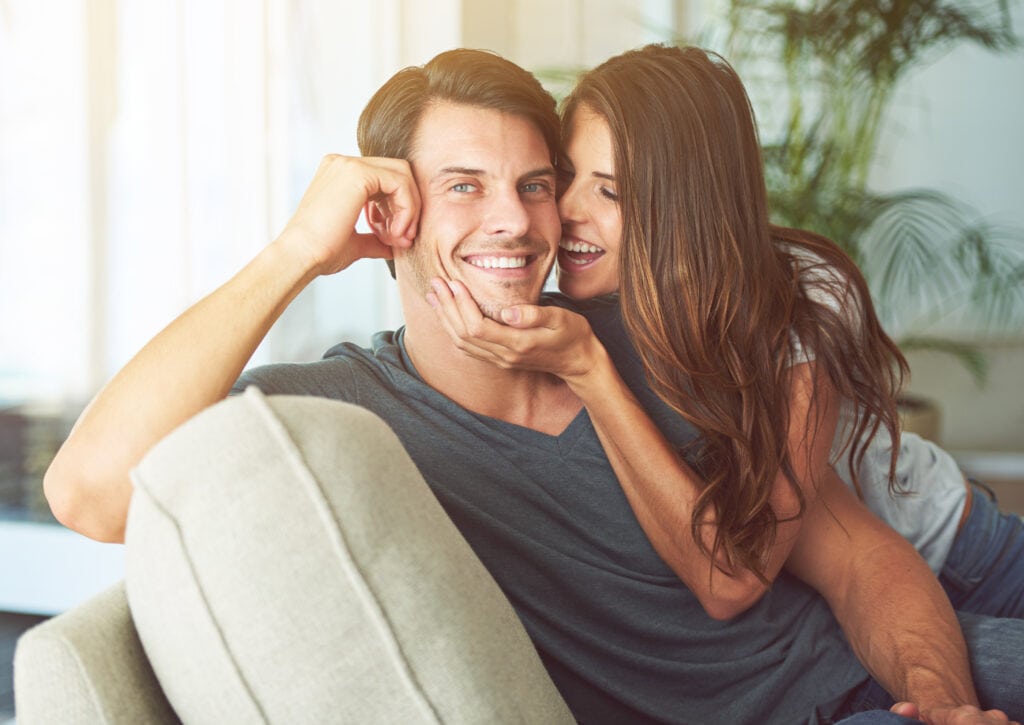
[941,483,1024,617]
[830,611,1024,722]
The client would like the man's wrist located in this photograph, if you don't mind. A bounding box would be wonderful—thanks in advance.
[901,662,979,714]
[268,229,331,282]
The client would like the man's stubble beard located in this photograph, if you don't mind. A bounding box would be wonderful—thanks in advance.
[400,237,545,322]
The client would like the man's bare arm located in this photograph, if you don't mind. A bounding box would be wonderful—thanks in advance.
[785,468,982,716]
[44,156,418,542]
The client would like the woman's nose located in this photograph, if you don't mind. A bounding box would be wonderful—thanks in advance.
[557,180,582,223]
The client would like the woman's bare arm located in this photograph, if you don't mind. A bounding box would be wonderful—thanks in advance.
[427,280,837,619]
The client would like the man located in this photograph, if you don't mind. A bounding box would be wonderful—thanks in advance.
[45,49,1021,723]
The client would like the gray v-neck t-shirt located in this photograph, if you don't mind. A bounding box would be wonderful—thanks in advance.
[233,296,868,724]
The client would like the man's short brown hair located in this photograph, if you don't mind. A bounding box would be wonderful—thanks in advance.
[357,49,559,164]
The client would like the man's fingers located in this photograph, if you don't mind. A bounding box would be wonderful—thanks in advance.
[890,702,920,719]
[915,705,1016,725]
[381,178,420,242]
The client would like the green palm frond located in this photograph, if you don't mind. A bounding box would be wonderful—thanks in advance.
[725,0,1022,381]
[897,336,990,385]
[534,67,585,102]
[853,190,1024,335]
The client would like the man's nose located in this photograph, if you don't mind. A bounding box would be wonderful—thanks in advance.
[482,188,531,238]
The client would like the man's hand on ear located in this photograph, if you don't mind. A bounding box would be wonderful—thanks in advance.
[278,154,420,276]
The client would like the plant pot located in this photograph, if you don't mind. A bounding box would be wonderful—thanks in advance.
[898,394,942,444]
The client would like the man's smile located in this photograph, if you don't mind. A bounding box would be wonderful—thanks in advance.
[464,254,532,270]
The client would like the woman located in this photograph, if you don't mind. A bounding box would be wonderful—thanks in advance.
[427,43,1023,620]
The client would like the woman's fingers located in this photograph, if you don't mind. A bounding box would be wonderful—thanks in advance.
[426,279,540,365]
[427,279,506,362]
[425,278,600,380]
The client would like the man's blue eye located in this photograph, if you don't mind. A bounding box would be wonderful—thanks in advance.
[452,183,476,192]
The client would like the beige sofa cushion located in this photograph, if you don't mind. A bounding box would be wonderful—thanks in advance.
[126,388,573,724]
[14,581,180,724]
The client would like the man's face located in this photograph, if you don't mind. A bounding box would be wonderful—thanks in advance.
[396,101,560,320]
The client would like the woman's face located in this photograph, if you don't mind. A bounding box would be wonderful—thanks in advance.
[556,105,622,300]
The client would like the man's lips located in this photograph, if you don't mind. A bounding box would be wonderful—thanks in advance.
[558,238,605,266]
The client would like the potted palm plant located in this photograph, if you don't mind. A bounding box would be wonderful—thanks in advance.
[721,0,1024,438]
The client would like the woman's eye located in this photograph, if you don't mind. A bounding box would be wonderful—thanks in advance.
[600,187,619,201]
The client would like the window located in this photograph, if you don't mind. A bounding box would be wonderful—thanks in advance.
[0,0,467,410]
[0,0,469,531]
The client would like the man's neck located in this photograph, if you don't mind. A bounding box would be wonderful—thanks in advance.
[402,302,583,436]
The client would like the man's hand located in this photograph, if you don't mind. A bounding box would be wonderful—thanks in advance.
[891,701,1018,724]
[277,155,420,275]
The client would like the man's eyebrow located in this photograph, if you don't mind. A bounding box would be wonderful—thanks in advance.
[520,166,557,181]
[436,166,556,176]
[437,166,485,176]
[433,166,557,182]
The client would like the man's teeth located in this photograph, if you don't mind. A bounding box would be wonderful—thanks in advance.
[468,256,528,269]
[560,239,603,254]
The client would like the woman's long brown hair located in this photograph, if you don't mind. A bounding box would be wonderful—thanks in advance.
[563,44,908,581]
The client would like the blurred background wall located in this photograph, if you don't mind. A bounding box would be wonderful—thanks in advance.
[1,0,1021,461]
[0,0,1020,645]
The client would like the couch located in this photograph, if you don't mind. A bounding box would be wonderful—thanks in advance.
[14,389,574,723]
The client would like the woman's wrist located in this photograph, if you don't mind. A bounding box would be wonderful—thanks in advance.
[562,340,618,399]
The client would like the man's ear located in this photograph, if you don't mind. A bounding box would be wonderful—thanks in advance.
[364,200,408,247]
[364,200,402,280]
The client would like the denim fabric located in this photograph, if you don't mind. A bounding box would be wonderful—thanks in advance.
[831,677,894,721]
[941,484,1024,618]
[829,612,1024,722]
[958,610,1024,714]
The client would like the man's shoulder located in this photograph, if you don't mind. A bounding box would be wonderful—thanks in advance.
[233,329,408,400]
[542,292,625,342]
[323,329,401,365]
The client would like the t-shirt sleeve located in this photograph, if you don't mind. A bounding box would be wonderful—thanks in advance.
[230,358,360,401]
[788,254,865,367]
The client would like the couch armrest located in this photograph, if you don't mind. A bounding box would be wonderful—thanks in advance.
[13,581,179,724]
[126,388,573,724]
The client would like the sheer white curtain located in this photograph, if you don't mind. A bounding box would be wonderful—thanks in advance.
[0,0,459,406]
